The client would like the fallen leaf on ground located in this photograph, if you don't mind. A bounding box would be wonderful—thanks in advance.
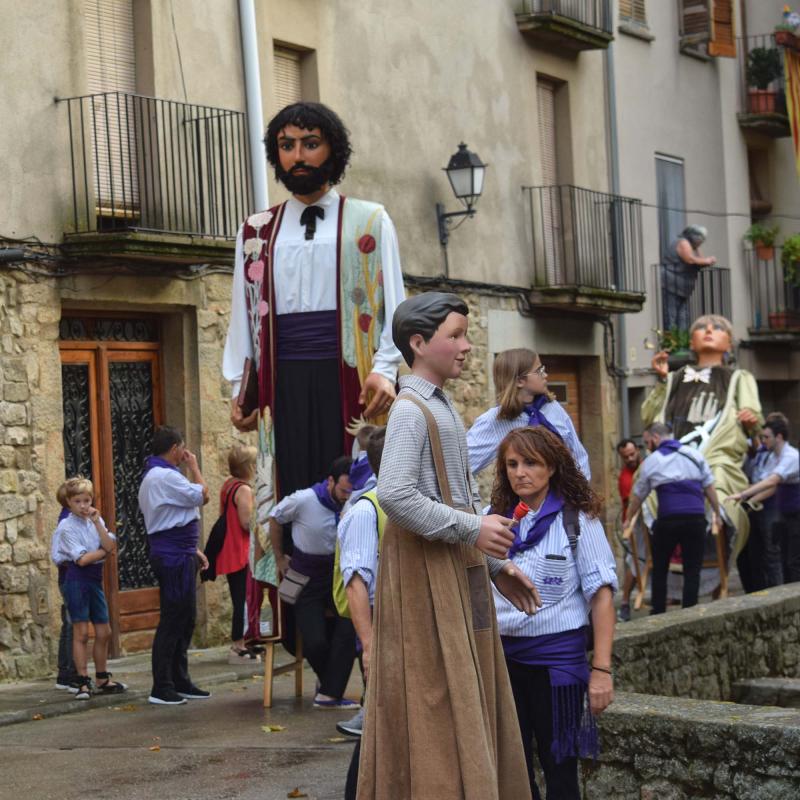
[287,790,308,798]
[32,714,44,721]
[112,704,138,712]
[148,744,161,752]
[326,737,347,743]
[261,724,285,733]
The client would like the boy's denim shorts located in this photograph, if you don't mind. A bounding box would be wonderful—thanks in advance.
[62,580,109,624]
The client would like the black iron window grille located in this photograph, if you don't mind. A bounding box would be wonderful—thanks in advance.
[517,0,612,34]
[524,184,645,294]
[737,34,787,117]
[58,92,252,239]
[652,263,732,334]
[745,247,800,332]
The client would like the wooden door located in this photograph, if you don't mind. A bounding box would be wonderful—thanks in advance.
[59,316,163,656]
[541,356,581,435]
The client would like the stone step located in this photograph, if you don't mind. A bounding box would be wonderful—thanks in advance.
[731,678,800,708]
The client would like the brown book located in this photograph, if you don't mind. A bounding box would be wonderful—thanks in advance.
[237,357,259,417]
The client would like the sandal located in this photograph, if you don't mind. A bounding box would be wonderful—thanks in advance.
[95,671,128,694]
[74,676,92,700]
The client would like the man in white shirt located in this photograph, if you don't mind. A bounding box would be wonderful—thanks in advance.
[269,456,358,709]
[138,426,210,706]
[733,413,800,583]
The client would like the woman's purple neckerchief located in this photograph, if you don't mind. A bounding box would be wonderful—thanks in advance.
[349,455,374,492]
[312,480,343,523]
[143,455,180,476]
[502,627,598,763]
[524,395,562,439]
[656,438,682,455]
[507,491,565,559]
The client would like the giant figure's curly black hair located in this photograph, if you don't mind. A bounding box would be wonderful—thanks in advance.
[264,102,353,186]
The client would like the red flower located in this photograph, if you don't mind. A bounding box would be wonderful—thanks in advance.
[513,502,530,522]
[358,234,376,254]
[358,313,372,333]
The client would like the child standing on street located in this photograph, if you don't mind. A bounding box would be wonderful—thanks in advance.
[55,477,127,700]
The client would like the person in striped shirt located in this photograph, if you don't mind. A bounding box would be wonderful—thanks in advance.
[467,348,591,479]
[491,426,616,800]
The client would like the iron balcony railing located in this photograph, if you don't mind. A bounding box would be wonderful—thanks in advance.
[746,247,800,332]
[517,0,612,34]
[652,264,732,334]
[737,33,788,117]
[524,185,645,295]
[58,92,251,239]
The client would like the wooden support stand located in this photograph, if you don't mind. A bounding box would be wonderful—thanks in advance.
[263,632,304,708]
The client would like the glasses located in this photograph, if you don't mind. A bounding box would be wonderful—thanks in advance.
[521,364,547,379]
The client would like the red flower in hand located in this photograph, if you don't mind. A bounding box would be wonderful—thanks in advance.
[513,501,530,522]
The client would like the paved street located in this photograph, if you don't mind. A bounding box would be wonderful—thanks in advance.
[0,652,359,800]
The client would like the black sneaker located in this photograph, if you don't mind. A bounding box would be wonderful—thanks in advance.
[148,688,188,705]
[176,684,211,700]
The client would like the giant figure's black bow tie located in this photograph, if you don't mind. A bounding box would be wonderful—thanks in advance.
[300,205,325,240]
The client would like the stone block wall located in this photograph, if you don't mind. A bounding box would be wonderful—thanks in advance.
[612,584,800,701]
[584,693,800,800]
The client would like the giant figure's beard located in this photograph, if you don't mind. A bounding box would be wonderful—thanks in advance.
[276,159,335,195]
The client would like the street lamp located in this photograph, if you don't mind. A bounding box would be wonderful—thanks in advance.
[436,143,487,247]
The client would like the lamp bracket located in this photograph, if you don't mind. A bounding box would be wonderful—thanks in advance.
[436,203,476,247]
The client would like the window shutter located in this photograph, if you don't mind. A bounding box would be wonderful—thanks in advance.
[620,0,647,26]
[679,0,710,42]
[83,0,138,215]
[708,0,736,58]
[274,47,303,108]
[537,79,562,285]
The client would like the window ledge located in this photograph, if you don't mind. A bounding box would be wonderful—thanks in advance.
[679,43,712,62]
[618,21,654,42]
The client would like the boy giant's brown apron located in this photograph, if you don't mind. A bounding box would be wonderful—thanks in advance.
[356,396,531,800]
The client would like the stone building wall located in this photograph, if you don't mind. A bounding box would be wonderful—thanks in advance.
[612,584,800,701]
[0,265,240,680]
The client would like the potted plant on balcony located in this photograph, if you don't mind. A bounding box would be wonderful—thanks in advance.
[744,222,780,260]
[782,232,800,284]
[775,9,800,49]
[746,46,783,112]
[658,326,693,369]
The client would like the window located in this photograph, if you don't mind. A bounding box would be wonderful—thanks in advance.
[84,0,139,215]
[655,155,686,263]
[678,0,736,58]
[274,46,303,108]
[619,0,647,26]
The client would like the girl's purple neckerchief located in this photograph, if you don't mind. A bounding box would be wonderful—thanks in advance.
[524,394,562,439]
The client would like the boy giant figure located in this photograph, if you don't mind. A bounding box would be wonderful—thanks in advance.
[357,292,537,800]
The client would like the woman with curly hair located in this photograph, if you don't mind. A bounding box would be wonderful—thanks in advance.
[468,348,590,478]
[491,426,616,800]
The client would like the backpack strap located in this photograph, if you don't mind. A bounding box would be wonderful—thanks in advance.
[562,505,581,554]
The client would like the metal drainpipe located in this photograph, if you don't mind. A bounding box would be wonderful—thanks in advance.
[239,0,269,211]
[605,25,630,438]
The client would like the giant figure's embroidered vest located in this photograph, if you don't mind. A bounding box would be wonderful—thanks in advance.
[240,197,385,442]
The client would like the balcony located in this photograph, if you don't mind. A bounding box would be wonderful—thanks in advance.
[652,264,732,337]
[746,247,800,339]
[516,0,613,53]
[58,92,252,264]
[737,34,791,138]
[524,185,645,314]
